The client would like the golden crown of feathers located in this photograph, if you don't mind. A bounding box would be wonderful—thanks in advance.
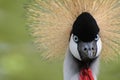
[26,0,120,61]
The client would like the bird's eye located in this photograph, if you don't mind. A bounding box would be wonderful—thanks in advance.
[95,35,99,41]
[73,35,79,43]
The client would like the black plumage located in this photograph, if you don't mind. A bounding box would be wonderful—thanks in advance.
[72,12,100,42]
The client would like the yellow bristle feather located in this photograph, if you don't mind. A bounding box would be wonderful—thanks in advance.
[27,0,120,61]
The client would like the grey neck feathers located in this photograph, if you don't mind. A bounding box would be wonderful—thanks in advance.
[63,48,100,80]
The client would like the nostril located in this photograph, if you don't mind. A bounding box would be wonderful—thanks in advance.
[92,47,94,50]
[84,48,87,51]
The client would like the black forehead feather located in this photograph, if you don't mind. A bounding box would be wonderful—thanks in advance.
[72,12,99,42]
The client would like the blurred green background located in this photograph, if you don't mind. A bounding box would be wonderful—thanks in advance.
[0,0,120,80]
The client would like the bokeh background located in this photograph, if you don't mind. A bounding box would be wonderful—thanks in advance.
[0,0,120,80]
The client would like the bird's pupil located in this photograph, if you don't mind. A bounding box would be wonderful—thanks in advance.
[75,37,77,40]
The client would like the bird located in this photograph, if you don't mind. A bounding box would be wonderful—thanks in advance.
[64,12,102,80]
[26,0,120,80]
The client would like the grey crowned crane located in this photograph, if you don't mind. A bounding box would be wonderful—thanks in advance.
[27,0,120,80]
[64,12,102,80]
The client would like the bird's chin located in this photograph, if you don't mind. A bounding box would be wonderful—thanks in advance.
[82,56,96,61]
[81,54,98,63]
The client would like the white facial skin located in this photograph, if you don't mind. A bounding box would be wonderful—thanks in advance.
[69,34,102,61]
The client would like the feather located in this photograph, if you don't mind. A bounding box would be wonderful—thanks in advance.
[26,0,120,61]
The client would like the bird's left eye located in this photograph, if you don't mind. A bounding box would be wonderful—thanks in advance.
[73,35,79,43]
[95,35,99,41]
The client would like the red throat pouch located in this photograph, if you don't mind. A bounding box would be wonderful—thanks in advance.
[80,68,94,80]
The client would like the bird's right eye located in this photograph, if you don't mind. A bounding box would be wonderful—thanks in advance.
[73,35,79,43]
[95,35,99,41]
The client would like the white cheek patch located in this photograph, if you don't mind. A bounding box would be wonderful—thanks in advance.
[69,34,81,60]
[96,38,102,56]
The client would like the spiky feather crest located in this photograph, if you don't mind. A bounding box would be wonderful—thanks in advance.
[26,0,120,61]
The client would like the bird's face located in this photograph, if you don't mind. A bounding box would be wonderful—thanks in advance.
[69,12,102,61]
[69,34,102,61]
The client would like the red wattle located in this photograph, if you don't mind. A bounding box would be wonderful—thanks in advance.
[80,68,94,80]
